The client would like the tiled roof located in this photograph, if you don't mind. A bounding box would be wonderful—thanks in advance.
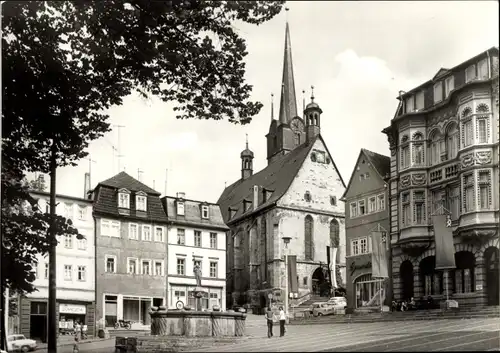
[217,136,318,225]
[342,149,390,199]
[93,172,168,223]
[98,171,160,195]
[161,197,228,231]
[362,149,390,180]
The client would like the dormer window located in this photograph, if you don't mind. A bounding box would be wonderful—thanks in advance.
[118,189,130,209]
[136,192,147,212]
[262,188,273,203]
[243,199,252,212]
[177,201,185,216]
[229,207,237,219]
[201,205,209,219]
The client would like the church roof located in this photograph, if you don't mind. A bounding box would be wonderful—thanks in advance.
[217,135,319,225]
[278,21,298,125]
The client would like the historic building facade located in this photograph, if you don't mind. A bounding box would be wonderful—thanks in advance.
[218,20,346,311]
[342,149,391,310]
[161,193,228,311]
[91,172,169,328]
[20,183,95,340]
[383,47,499,307]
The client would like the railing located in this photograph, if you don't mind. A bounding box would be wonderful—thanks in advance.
[429,162,460,184]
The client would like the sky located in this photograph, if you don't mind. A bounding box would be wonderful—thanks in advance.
[34,1,499,203]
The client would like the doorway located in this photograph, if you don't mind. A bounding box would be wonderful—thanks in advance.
[312,267,329,297]
[400,260,414,301]
[29,301,47,342]
[485,247,499,306]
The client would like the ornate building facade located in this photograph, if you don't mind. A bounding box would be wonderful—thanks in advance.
[218,19,346,311]
[383,47,499,307]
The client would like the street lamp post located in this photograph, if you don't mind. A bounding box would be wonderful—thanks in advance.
[282,236,291,317]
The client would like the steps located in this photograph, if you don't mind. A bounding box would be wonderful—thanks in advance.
[290,305,500,325]
[295,295,329,312]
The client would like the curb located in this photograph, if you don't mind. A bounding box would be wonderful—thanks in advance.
[37,337,113,349]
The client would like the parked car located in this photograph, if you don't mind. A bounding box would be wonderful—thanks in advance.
[7,334,38,352]
[327,296,347,309]
[311,302,336,317]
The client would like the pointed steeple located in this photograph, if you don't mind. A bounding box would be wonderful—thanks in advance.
[278,10,298,125]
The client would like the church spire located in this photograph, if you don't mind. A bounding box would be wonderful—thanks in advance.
[278,8,298,125]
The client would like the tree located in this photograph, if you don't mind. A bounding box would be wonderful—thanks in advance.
[1,1,285,349]
[1,0,285,293]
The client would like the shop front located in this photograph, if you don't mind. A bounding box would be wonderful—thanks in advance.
[346,255,386,310]
[19,297,95,340]
[169,284,223,310]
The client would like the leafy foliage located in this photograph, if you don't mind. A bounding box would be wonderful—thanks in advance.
[1,0,284,294]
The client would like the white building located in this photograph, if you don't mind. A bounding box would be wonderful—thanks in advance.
[19,182,95,340]
[161,193,229,311]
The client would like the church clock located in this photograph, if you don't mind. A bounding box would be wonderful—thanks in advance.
[291,118,304,132]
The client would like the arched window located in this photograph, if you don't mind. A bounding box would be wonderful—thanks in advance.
[429,131,443,165]
[330,219,340,265]
[304,215,314,261]
[420,256,442,296]
[454,251,475,293]
[446,123,459,159]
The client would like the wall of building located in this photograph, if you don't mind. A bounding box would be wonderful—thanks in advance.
[94,216,168,324]
[166,225,227,310]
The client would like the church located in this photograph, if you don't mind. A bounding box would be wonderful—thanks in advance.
[218,18,347,311]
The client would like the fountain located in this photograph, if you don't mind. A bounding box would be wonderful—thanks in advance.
[115,264,247,353]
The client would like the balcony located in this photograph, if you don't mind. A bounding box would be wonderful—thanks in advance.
[398,226,432,257]
[428,162,460,185]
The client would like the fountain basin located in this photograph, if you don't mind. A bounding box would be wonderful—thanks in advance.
[150,309,246,337]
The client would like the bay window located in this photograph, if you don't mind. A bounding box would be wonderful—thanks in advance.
[462,119,473,147]
[401,192,411,226]
[413,191,426,224]
[463,173,475,212]
[446,125,459,159]
[478,170,491,210]
[477,118,488,143]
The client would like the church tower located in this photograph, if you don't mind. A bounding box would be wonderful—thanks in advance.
[266,11,300,165]
[241,134,254,180]
[305,87,322,143]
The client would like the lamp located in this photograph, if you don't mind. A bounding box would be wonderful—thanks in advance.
[282,236,292,317]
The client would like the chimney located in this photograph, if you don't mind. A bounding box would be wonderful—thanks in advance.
[176,192,185,199]
[253,186,259,211]
[84,173,91,199]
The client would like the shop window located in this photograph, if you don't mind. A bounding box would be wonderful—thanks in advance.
[354,274,382,308]
[420,256,442,296]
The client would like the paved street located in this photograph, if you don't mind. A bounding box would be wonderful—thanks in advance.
[36,317,500,352]
[190,317,500,352]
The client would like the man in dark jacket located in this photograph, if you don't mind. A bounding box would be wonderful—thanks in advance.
[265,307,276,338]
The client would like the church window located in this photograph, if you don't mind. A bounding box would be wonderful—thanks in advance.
[304,191,311,202]
[311,153,317,162]
[330,196,337,206]
[313,150,326,163]
[304,215,314,261]
[330,219,340,250]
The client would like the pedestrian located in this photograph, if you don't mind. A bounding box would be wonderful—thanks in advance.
[265,306,276,338]
[278,306,286,337]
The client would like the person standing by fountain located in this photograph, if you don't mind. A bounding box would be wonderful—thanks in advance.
[278,306,286,337]
[265,307,276,338]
